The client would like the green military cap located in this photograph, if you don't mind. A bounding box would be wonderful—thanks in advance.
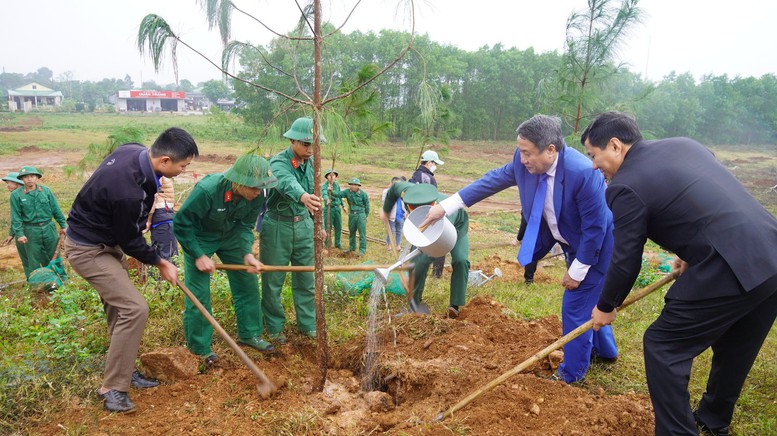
[2,172,23,185]
[348,177,361,186]
[402,183,438,206]
[18,166,43,177]
[283,117,327,143]
[224,154,278,189]
[325,169,338,177]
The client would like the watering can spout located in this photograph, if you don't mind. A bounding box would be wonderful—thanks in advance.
[375,249,422,283]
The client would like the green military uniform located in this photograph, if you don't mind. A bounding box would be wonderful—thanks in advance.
[260,147,317,335]
[175,162,275,356]
[321,170,343,249]
[383,182,470,308]
[332,177,370,255]
[3,172,28,276]
[10,167,67,280]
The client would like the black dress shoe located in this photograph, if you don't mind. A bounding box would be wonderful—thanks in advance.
[131,370,160,389]
[590,352,619,364]
[695,413,730,436]
[97,389,136,413]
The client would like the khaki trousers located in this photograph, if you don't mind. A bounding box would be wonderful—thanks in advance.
[64,237,149,392]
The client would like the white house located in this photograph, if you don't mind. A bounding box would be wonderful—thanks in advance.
[7,82,63,112]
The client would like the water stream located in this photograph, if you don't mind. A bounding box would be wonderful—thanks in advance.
[360,276,388,392]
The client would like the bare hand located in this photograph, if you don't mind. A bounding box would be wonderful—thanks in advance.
[195,255,216,274]
[1,236,12,246]
[673,258,688,275]
[156,258,179,284]
[511,238,519,247]
[418,204,446,230]
[300,192,322,214]
[561,272,581,290]
[243,253,262,274]
[18,236,28,244]
[592,306,617,331]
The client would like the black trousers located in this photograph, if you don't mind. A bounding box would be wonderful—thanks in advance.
[431,256,445,278]
[643,273,777,435]
[523,260,537,282]
[151,222,178,261]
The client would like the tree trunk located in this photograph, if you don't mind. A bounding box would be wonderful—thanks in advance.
[312,0,329,393]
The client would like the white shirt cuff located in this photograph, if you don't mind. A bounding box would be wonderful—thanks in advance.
[439,193,465,216]
[568,259,590,282]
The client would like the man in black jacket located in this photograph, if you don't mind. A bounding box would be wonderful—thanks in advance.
[583,112,777,435]
[65,127,199,413]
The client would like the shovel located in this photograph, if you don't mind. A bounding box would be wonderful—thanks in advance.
[215,263,413,273]
[436,270,680,421]
[174,279,277,399]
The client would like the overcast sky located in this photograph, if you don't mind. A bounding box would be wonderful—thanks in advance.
[2,0,775,87]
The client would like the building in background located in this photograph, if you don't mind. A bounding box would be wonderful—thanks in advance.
[115,90,186,112]
[6,83,63,112]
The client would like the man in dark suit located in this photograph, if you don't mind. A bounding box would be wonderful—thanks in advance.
[583,112,777,436]
[421,114,618,383]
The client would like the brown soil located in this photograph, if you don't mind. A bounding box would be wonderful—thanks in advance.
[31,294,653,435]
[0,244,24,270]
[13,140,656,434]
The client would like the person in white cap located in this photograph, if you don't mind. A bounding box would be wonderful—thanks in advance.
[410,149,444,187]
[410,149,446,277]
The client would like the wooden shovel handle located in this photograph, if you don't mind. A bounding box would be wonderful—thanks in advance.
[436,270,680,421]
[215,263,412,272]
[174,280,277,398]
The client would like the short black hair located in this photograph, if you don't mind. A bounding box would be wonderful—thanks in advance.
[150,127,199,162]
[581,112,643,149]
[516,114,565,151]
[391,176,401,183]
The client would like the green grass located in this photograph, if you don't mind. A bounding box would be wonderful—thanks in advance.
[1,113,776,434]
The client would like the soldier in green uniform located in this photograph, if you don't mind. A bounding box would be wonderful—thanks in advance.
[321,169,343,249]
[381,182,470,318]
[10,166,67,281]
[260,117,324,343]
[175,154,279,362]
[3,172,28,275]
[331,177,370,256]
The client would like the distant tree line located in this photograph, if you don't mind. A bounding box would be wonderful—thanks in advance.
[3,30,775,145]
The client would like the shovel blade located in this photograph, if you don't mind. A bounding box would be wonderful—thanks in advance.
[257,381,277,399]
[408,299,431,314]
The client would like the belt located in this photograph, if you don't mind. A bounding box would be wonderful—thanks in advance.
[268,212,307,223]
[24,221,51,227]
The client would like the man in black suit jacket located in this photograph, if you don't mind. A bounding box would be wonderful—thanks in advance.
[582,112,777,436]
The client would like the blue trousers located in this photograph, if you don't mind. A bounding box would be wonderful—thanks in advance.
[557,280,618,383]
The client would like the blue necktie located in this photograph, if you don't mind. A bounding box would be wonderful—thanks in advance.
[518,174,548,266]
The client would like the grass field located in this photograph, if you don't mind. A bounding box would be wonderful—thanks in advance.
[0,112,775,434]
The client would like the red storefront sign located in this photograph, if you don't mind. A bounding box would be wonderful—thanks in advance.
[129,90,186,99]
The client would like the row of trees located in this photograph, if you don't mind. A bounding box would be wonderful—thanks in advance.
[229,25,776,145]
[3,36,775,144]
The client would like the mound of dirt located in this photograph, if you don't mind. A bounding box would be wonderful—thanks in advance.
[32,295,654,435]
[0,244,23,270]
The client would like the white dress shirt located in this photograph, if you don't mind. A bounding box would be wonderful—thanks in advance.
[440,155,590,282]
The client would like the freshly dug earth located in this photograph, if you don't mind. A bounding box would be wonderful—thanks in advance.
[32,295,654,435]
